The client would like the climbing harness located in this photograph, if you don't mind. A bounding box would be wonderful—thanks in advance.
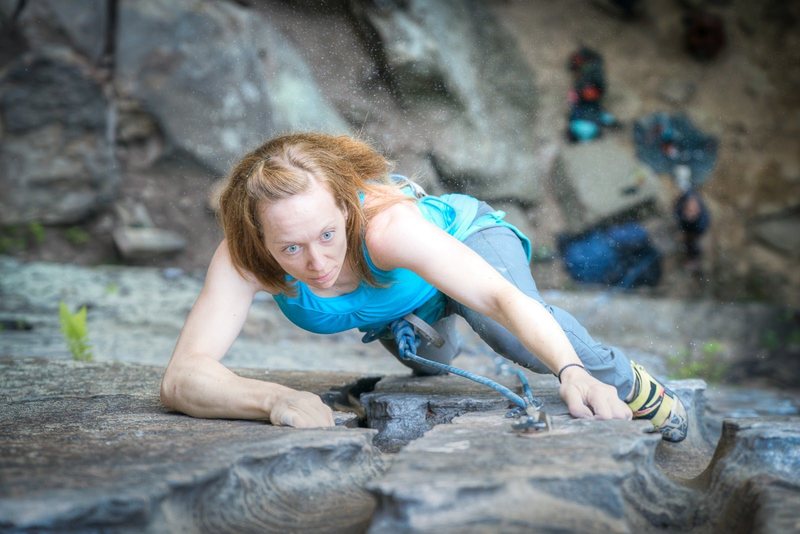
[389,316,551,433]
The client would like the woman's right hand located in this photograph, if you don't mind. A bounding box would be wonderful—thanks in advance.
[269,389,335,428]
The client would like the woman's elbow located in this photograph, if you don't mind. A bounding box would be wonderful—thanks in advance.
[159,366,182,410]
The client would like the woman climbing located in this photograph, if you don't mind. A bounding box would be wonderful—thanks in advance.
[160,132,688,442]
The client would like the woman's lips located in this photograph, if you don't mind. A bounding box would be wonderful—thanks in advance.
[310,269,334,284]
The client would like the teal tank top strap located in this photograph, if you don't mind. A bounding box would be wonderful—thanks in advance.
[430,194,532,262]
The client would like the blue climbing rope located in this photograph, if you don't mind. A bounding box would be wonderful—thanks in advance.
[390,318,541,412]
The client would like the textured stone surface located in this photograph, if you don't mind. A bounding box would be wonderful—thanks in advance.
[115,0,349,175]
[0,256,404,374]
[13,0,109,63]
[750,211,800,258]
[4,256,794,384]
[351,0,548,204]
[0,49,118,225]
[368,411,683,533]
[696,418,800,533]
[0,358,383,533]
[362,374,532,452]
[367,391,800,533]
[112,226,187,259]
[2,357,799,532]
[552,137,661,234]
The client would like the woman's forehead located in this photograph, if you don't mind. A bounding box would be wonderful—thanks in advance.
[258,183,342,238]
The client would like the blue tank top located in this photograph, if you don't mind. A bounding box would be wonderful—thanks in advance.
[272,192,531,335]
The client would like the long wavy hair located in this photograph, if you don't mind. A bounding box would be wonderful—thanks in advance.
[219,132,405,295]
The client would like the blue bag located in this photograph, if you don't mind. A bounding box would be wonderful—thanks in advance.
[558,222,662,289]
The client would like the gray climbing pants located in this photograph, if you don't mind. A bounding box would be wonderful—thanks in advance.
[382,203,636,400]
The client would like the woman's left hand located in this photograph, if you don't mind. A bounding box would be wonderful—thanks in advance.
[558,365,632,420]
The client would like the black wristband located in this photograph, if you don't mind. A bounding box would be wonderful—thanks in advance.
[557,363,586,383]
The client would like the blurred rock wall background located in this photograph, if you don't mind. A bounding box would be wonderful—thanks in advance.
[0,0,798,306]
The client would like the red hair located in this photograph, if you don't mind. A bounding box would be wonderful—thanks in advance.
[219,132,404,295]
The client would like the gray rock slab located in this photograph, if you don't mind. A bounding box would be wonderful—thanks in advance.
[2,358,798,533]
[13,0,108,63]
[0,256,406,374]
[553,138,661,233]
[112,226,187,259]
[115,0,349,175]
[0,358,384,533]
[540,289,798,386]
[697,417,800,533]
[368,411,683,533]
[0,49,119,225]
[750,211,800,258]
[351,0,545,204]
[367,396,800,533]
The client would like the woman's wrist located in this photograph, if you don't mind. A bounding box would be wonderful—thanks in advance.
[556,362,587,383]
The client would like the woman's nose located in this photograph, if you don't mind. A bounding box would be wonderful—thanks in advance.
[306,246,324,270]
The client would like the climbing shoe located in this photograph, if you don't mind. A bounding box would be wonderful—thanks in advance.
[627,361,688,442]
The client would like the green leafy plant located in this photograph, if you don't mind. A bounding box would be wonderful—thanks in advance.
[64,226,90,246]
[59,302,93,362]
[0,225,28,253]
[28,221,45,244]
[666,340,729,383]
[0,222,47,253]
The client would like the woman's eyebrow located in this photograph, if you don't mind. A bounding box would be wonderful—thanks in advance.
[270,221,337,245]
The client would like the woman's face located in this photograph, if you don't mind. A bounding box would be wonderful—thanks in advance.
[259,180,349,292]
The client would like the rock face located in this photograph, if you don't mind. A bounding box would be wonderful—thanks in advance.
[362,374,518,452]
[0,358,384,533]
[3,357,798,532]
[366,380,800,533]
[10,0,109,64]
[0,256,403,373]
[697,418,800,533]
[5,257,795,386]
[0,49,118,225]
[351,0,548,204]
[0,252,798,532]
[750,211,800,259]
[115,0,350,175]
[2,0,799,307]
[552,137,661,233]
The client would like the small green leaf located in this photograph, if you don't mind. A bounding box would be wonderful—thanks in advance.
[59,301,93,362]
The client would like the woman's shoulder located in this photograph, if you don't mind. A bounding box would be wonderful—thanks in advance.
[365,195,420,233]
[363,196,439,273]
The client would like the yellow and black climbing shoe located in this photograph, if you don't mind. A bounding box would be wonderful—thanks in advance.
[627,361,688,442]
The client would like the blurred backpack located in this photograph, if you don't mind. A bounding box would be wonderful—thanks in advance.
[566,47,618,142]
[558,222,662,289]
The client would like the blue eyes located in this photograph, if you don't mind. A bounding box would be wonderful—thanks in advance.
[282,230,335,255]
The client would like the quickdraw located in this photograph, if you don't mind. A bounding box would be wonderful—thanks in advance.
[390,318,550,433]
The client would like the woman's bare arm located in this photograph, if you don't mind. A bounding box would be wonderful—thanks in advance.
[366,202,631,421]
[160,240,334,427]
